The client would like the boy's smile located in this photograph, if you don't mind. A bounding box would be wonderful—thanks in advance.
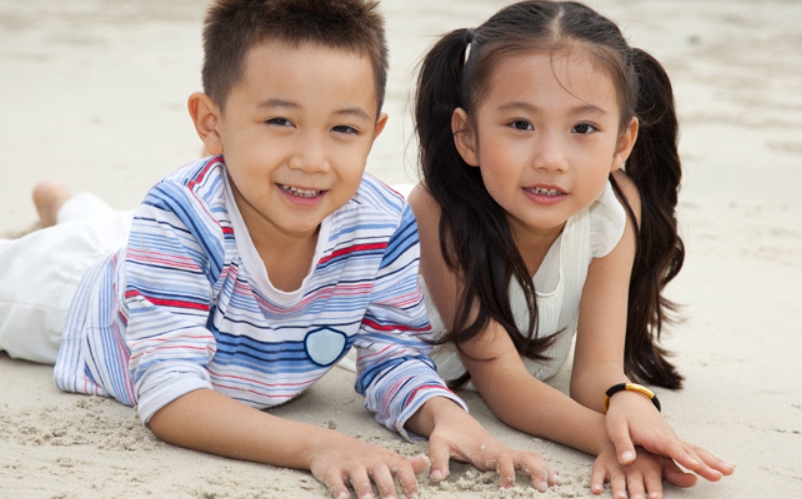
[192,39,386,252]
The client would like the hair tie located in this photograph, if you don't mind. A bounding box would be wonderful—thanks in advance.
[464,28,475,64]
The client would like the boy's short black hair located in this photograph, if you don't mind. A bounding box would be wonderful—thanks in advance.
[202,0,388,115]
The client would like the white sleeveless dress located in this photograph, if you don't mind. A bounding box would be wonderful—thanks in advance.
[421,181,626,387]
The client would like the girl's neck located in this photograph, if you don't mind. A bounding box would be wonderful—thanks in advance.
[509,218,565,278]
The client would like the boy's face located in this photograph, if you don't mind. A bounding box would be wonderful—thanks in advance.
[193,40,386,243]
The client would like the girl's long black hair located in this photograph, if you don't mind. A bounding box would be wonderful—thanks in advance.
[415,0,685,389]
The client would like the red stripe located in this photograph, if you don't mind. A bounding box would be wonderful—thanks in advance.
[318,242,388,265]
[125,289,210,311]
[361,317,429,333]
[405,384,453,408]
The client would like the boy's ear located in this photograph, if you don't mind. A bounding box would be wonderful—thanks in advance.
[188,92,223,156]
[611,117,639,172]
[372,112,389,141]
[452,108,479,167]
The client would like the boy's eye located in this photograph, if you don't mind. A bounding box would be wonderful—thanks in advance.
[266,117,294,127]
[572,123,597,134]
[509,120,533,131]
[332,125,359,135]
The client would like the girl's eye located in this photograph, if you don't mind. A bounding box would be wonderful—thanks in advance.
[572,123,597,135]
[509,120,533,131]
[332,125,359,135]
[267,117,293,127]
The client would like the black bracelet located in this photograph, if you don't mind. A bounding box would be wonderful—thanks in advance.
[602,383,661,413]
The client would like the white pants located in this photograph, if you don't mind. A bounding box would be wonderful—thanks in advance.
[0,194,131,364]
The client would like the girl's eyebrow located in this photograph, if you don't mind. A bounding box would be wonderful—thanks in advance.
[497,101,611,116]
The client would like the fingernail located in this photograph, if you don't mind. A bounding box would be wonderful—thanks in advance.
[430,469,444,482]
[621,451,635,463]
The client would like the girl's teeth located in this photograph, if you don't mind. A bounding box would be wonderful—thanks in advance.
[279,184,321,198]
[528,187,560,196]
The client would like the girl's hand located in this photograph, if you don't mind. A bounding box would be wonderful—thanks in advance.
[309,435,429,499]
[591,443,697,499]
[411,397,559,491]
[605,392,735,482]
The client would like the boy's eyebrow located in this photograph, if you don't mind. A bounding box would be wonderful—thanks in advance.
[498,101,611,116]
[257,98,372,122]
[333,107,373,122]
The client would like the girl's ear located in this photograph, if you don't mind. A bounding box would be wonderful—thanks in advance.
[612,117,639,172]
[188,92,224,156]
[452,108,479,167]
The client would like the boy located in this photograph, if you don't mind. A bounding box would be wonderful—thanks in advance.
[0,0,557,497]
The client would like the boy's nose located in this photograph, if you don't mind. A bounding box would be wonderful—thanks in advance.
[288,136,331,173]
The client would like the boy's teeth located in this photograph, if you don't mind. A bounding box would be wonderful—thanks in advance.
[279,184,321,198]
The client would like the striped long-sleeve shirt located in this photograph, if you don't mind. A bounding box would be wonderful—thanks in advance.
[54,157,464,439]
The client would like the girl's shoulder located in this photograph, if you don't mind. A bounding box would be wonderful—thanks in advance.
[588,177,630,259]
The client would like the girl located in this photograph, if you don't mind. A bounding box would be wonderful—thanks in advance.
[408,1,735,497]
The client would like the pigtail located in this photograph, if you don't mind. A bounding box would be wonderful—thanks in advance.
[415,28,552,388]
[613,48,685,389]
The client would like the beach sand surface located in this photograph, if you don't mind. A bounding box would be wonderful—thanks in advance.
[1,0,801,497]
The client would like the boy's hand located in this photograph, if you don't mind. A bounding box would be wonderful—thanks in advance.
[590,443,697,499]
[310,434,428,499]
[408,397,558,491]
[605,392,734,482]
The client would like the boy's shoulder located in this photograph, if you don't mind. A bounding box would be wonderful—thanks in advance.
[145,156,227,207]
[346,172,408,219]
[162,156,226,193]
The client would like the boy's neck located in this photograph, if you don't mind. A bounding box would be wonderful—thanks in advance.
[251,225,320,293]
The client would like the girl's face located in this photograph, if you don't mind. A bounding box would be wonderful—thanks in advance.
[453,48,637,245]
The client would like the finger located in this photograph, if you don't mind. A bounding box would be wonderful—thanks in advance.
[673,446,723,482]
[659,440,702,474]
[694,446,736,477]
[321,468,350,499]
[395,458,423,499]
[495,453,515,489]
[370,464,398,499]
[406,454,430,476]
[348,467,374,499]
[608,419,637,465]
[589,461,608,495]
[516,454,553,492]
[663,460,697,489]
[643,464,664,499]
[427,437,451,483]
[609,467,628,499]
[625,470,645,499]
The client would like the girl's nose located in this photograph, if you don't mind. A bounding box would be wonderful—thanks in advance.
[532,132,567,173]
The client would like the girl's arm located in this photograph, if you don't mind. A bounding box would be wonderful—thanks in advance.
[409,184,610,454]
[572,171,733,480]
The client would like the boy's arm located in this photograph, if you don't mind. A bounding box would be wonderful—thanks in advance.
[125,181,427,498]
[149,388,428,499]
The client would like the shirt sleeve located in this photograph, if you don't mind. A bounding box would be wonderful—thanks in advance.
[353,203,467,441]
[589,181,628,259]
[121,180,223,424]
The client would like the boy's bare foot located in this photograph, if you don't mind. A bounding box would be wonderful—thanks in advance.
[32,180,72,228]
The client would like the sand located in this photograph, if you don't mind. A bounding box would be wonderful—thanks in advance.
[1,0,801,497]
